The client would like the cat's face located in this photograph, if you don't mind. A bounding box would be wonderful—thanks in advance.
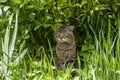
[54,26,74,43]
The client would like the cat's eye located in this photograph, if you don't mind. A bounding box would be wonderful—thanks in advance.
[64,33,73,38]
[55,33,61,37]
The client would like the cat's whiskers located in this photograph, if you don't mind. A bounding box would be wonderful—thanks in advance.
[57,38,68,43]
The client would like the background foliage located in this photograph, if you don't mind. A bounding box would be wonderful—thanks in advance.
[0,0,120,53]
[0,0,120,80]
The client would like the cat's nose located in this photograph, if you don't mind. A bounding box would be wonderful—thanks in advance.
[60,37,63,40]
[60,35,64,39]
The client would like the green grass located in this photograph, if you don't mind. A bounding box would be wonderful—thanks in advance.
[0,20,120,80]
[1,25,120,80]
[0,21,120,80]
[0,1,120,80]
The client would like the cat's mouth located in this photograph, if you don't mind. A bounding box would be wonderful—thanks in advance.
[57,38,68,43]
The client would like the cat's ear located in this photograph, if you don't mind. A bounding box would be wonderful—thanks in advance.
[57,26,60,29]
[69,26,74,31]
[56,26,60,31]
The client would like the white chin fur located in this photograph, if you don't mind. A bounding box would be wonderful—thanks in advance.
[57,38,68,42]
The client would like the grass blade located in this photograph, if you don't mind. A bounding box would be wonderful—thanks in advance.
[9,48,28,67]
[2,13,13,79]
[9,9,19,59]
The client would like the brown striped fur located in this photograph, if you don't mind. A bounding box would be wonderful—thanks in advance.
[54,25,76,69]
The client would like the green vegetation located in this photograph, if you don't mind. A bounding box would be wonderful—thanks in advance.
[0,0,120,80]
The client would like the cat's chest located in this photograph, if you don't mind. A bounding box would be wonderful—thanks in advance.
[56,43,75,60]
[56,43,70,50]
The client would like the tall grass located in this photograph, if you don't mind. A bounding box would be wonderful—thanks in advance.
[2,12,13,80]
[1,8,28,80]
[0,3,120,80]
[86,18,120,80]
[21,20,120,80]
[1,18,120,80]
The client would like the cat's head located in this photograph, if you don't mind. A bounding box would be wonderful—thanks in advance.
[54,26,74,43]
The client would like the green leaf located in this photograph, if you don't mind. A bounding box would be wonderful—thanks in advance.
[81,44,94,51]
[9,48,28,67]
[64,8,72,18]
[29,13,35,21]
[74,4,82,7]
[94,4,110,11]
[112,3,117,11]
[55,18,63,23]
[12,0,21,5]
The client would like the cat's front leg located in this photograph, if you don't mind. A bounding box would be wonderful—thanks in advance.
[56,58,65,69]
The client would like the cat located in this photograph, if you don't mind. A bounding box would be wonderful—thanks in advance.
[54,25,76,69]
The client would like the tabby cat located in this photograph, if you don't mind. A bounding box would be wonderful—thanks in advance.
[54,25,76,69]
